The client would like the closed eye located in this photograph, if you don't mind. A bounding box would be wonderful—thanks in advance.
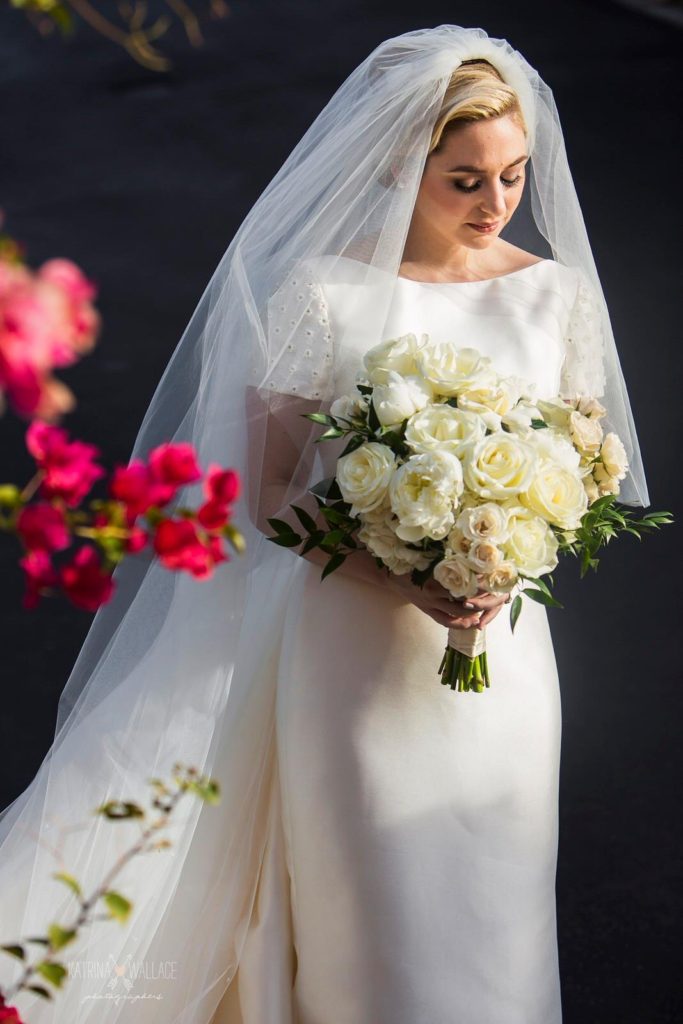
[454,175,522,193]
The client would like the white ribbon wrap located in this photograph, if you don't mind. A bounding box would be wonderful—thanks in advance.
[447,624,487,659]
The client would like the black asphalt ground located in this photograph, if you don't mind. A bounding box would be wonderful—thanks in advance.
[0,1,681,1019]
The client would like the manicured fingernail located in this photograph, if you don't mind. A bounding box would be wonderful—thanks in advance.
[464,602,474,609]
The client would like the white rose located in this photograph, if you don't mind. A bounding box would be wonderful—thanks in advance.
[568,410,603,456]
[520,459,588,530]
[458,376,524,417]
[484,560,519,595]
[501,400,543,435]
[445,525,471,557]
[415,342,497,397]
[466,540,503,574]
[456,502,510,545]
[372,370,433,427]
[363,333,422,385]
[433,554,478,599]
[330,393,368,423]
[600,432,629,479]
[502,505,559,576]
[336,442,397,516]
[389,450,464,542]
[536,396,574,429]
[462,432,538,500]
[404,403,486,458]
[576,396,607,420]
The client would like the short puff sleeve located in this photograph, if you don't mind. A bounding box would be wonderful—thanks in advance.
[261,261,335,401]
[559,271,608,399]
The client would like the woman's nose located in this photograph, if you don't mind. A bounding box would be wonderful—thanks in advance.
[477,183,508,218]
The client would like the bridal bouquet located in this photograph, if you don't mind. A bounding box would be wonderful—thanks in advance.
[267,333,672,693]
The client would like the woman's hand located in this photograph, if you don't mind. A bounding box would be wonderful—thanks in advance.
[386,572,510,630]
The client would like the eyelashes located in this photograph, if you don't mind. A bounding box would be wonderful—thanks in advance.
[454,175,522,193]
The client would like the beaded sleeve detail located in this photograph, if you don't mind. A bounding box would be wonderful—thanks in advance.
[559,271,608,399]
[262,263,334,400]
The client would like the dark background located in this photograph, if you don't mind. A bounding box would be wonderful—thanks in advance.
[1,1,681,1020]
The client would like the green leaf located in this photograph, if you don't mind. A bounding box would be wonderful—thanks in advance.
[1,944,25,961]
[291,505,318,534]
[267,533,302,548]
[188,779,221,805]
[95,800,145,820]
[36,960,68,988]
[368,397,380,433]
[316,426,345,441]
[321,551,346,580]
[320,529,345,550]
[266,517,300,538]
[509,594,523,633]
[304,412,337,425]
[25,984,53,1000]
[339,434,366,458]
[530,418,549,429]
[309,477,342,501]
[522,588,564,609]
[52,871,82,898]
[102,891,132,924]
[301,530,325,554]
[320,507,352,527]
[47,924,77,951]
[522,575,554,599]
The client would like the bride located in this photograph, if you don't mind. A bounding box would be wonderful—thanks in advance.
[0,25,648,1024]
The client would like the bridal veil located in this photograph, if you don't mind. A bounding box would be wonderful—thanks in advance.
[0,24,648,1022]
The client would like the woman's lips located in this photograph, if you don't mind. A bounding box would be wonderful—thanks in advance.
[468,221,499,233]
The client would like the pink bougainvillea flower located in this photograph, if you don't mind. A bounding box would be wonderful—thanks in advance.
[0,993,25,1023]
[25,421,106,507]
[108,461,174,518]
[59,545,114,611]
[152,518,228,579]
[18,548,60,609]
[124,525,149,554]
[204,465,240,505]
[148,442,203,489]
[196,498,232,531]
[16,501,70,552]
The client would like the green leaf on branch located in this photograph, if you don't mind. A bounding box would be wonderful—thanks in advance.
[301,530,325,554]
[25,984,53,1000]
[1,944,25,961]
[530,419,549,429]
[309,477,342,502]
[321,552,346,580]
[52,871,82,898]
[266,517,301,540]
[95,800,145,820]
[102,891,132,924]
[339,434,366,457]
[47,924,77,951]
[522,588,564,609]
[291,505,318,534]
[267,533,302,548]
[319,529,345,550]
[36,960,68,988]
[304,412,338,426]
[509,594,523,633]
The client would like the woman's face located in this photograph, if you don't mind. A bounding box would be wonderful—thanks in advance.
[412,114,528,250]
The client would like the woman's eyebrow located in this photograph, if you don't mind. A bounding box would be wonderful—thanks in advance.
[446,155,528,172]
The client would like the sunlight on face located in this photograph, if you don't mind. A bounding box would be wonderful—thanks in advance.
[414,115,528,249]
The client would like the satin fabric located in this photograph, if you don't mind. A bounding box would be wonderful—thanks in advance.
[212,258,574,1023]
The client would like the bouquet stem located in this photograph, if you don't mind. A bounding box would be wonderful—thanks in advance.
[438,626,490,693]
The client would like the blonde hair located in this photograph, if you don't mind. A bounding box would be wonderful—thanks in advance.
[429,58,527,154]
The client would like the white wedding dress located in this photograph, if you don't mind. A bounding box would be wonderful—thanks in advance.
[213,254,602,1024]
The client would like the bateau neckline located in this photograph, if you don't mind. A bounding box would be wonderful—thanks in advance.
[396,259,551,286]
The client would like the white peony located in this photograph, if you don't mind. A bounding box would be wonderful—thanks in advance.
[519,459,588,530]
[358,507,431,575]
[372,370,434,427]
[462,432,538,500]
[404,403,486,458]
[456,502,510,545]
[362,333,423,385]
[502,504,559,576]
[336,441,397,516]
[532,426,582,473]
[433,554,478,599]
[415,342,497,397]
[389,450,464,542]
